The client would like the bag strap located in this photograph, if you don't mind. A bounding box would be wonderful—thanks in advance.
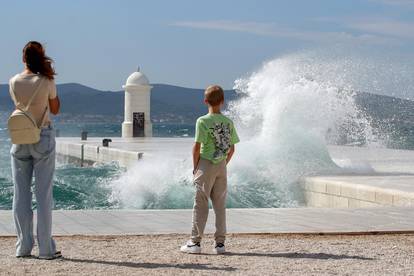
[36,106,48,128]
[10,76,45,112]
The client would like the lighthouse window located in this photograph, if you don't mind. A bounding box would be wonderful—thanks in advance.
[133,112,145,137]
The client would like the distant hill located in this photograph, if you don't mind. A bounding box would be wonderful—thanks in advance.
[0,83,238,123]
[354,92,414,123]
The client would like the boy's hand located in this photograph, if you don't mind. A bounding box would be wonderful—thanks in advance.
[226,145,235,164]
[192,142,201,176]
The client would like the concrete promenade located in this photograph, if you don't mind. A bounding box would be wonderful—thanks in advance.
[1,208,413,236]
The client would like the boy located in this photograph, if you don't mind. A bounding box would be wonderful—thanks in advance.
[180,85,239,254]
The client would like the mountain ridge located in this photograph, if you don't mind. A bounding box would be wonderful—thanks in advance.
[1,82,413,125]
[0,83,238,123]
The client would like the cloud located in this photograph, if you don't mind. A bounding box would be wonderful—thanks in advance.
[368,0,414,7]
[171,20,395,45]
[313,16,414,41]
[172,20,279,37]
[348,19,414,39]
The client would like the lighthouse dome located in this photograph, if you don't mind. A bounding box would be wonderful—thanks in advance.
[125,68,150,87]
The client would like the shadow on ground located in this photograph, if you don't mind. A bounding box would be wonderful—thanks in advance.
[62,258,237,272]
[226,252,374,260]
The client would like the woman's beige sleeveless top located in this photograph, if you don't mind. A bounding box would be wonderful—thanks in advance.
[9,73,57,127]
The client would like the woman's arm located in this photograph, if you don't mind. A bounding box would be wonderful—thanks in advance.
[49,96,60,115]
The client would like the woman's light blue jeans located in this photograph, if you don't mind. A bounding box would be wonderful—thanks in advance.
[11,126,57,257]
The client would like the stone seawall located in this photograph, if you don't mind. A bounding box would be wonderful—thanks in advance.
[302,176,414,208]
[56,140,143,167]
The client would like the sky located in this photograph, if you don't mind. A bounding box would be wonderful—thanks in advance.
[0,0,413,91]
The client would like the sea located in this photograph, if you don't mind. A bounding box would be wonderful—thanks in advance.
[0,122,195,210]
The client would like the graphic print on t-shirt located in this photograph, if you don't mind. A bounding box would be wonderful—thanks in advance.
[209,122,231,160]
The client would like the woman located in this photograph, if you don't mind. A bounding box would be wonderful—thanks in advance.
[9,41,61,260]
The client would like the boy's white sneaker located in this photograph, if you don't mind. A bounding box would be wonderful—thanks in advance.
[214,243,226,254]
[180,240,201,254]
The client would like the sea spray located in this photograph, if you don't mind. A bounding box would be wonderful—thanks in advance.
[0,132,13,209]
[109,154,195,209]
[110,53,377,209]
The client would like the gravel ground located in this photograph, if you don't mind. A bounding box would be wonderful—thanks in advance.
[0,234,413,275]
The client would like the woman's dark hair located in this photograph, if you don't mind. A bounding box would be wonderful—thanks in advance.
[23,41,56,80]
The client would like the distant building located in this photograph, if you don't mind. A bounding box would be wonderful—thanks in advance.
[122,68,153,138]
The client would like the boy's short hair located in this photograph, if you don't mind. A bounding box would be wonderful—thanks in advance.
[205,85,224,106]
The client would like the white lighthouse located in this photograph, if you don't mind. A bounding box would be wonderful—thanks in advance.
[122,68,153,138]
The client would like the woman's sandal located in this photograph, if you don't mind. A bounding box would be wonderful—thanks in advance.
[16,254,34,259]
[38,251,62,260]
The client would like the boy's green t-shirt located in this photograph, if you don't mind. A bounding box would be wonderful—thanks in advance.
[195,113,240,164]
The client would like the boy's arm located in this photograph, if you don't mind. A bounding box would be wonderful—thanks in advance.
[192,142,201,174]
[226,145,235,164]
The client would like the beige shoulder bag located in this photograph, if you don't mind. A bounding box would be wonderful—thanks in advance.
[8,77,48,144]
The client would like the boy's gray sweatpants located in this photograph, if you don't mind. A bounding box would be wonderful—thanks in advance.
[11,127,57,257]
[191,158,227,244]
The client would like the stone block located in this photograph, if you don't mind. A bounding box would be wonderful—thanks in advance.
[305,191,333,208]
[393,195,414,207]
[326,182,341,196]
[341,185,358,199]
[304,179,326,193]
[348,199,361,208]
[375,192,393,205]
[332,196,349,208]
[356,188,376,202]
